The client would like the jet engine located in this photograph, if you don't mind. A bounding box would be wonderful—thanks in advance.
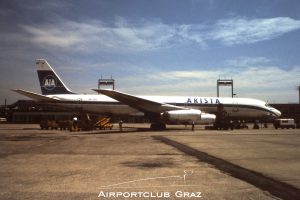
[161,109,216,124]
[199,113,216,124]
[161,109,201,123]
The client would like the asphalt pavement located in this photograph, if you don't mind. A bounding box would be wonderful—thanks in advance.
[0,123,299,199]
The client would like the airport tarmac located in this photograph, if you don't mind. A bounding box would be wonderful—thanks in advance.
[0,123,299,200]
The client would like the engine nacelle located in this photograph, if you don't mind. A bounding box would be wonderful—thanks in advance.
[200,113,216,124]
[161,109,202,123]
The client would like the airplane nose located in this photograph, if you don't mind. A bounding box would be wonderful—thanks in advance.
[275,109,281,117]
[272,108,281,118]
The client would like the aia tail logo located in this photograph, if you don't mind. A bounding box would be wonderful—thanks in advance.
[43,75,57,90]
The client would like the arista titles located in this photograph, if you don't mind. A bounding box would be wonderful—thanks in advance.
[187,98,220,104]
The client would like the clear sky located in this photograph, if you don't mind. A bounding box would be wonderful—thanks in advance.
[1,0,300,104]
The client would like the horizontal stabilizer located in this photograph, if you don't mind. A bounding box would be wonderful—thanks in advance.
[12,89,59,102]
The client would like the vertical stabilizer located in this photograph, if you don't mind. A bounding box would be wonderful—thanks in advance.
[36,59,74,95]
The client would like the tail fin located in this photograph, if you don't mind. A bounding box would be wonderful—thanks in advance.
[36,59,75,95]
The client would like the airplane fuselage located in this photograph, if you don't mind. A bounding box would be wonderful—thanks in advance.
[46,94,280,120]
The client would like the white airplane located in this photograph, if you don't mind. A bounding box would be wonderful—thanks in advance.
[13,59,281,130]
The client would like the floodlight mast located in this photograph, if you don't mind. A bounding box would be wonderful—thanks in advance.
[217,78,234,98]
[98,78,115,92]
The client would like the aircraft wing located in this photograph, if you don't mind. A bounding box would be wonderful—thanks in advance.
[93,89,187,113]
[12,89,59,102]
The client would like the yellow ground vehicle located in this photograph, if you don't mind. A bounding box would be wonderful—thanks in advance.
[94,117,113,130]
[40,115,113,131]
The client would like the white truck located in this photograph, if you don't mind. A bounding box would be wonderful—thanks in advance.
[273,119,296,129]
